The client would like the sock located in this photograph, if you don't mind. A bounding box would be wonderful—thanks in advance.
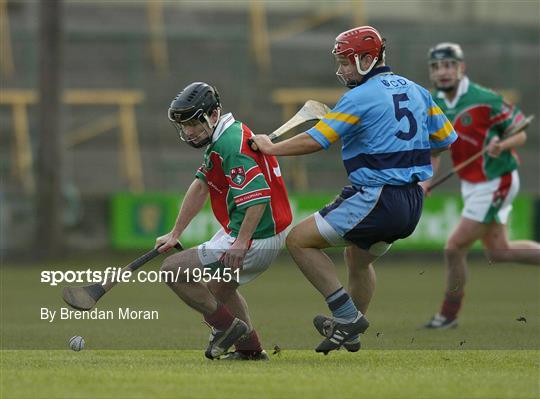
[326,288,360,342]
[235,330,263,355]
[326,287,360,322]
[204,303,235,331]
[440,291,464,321]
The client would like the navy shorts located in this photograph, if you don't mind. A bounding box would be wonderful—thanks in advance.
[314,183,424,250]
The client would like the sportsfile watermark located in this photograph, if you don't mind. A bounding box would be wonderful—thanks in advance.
[1,255,537,350]
[40,267,240,286]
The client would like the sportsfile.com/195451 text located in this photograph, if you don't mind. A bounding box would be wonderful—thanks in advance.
[40,267,240,286]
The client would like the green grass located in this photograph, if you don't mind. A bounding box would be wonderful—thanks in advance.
[1,350,538,399]
[1,254,539,398]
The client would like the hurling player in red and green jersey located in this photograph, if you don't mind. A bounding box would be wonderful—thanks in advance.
[422,43,540,329]
[155,82,292,360]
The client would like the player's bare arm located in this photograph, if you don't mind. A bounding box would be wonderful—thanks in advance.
[419,146,450,194]
[487,131,527,158]
[430,145,451,175]
[251,132,323,156]
[156,178,209,252]
[221,203,266,271]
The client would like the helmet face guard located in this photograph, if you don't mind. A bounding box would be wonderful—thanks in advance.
[168,82,221,149]
[168,109,217,148]
[169,108,213,148]
[334,55,373,88]
[428,43,464,92]
[332,26,385,86]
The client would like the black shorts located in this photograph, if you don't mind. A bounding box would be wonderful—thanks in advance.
[316,183,424,250]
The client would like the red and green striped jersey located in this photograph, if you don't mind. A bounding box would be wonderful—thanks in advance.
[433,77,525,183]
[195,113,292,239]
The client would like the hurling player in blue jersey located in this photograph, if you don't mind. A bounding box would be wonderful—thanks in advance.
[252,26,457,354]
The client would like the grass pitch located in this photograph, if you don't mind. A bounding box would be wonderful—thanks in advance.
[1,253,539,398]
[1,350,538,399]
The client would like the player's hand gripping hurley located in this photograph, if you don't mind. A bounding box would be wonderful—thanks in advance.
[62,242,183,310]
[248,100,331,150]
[428,115,534,191]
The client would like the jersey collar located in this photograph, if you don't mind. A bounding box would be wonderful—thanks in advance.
[212,112,235,143]
[437,76,470,109]
[357,66,393,86]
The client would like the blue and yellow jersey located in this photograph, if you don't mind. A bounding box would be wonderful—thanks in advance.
[307,66,457,187]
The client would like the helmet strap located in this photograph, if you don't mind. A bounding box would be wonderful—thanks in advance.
[354,53,378,76]
[457,67,464,81]
[203,108,220,130]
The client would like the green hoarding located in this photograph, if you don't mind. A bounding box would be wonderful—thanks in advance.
[393,195,533,250]
[111,193,534,250]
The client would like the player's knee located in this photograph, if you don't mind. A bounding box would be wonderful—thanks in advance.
[484,248,511,263]
[285,228,303,251]
[445,237,468,251]
[160,256,187,284]
[444,239,469,266]
[160,255,176,274]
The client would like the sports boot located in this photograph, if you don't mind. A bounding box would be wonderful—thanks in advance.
[423,313,458,329]
[314,312,369,355]
[314,315,361,352]
[205,318,249,360]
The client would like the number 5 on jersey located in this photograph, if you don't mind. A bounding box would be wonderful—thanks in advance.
[393,93,417,141]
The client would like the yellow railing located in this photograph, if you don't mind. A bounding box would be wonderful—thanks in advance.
[249,1,366,73]
[1,89,145,193]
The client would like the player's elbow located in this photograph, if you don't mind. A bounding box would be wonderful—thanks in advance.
[516,131,527,147]
[431,146,449,157]
[194,179,209,196]
[294,132,324,155]
[308,138,324,153]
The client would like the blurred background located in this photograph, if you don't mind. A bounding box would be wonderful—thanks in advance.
[1,0,539,353]
[1,0,539,258]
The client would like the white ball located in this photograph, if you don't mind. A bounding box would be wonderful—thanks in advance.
[69,335,85,351]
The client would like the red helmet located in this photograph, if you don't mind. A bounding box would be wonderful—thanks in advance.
[332,26,385,75]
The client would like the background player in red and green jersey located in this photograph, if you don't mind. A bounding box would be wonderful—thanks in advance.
[422,43,540,329]
[155,82,292,359]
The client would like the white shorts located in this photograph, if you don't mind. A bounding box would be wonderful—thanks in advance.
[197,229,286,285]
[461,170,519,224]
